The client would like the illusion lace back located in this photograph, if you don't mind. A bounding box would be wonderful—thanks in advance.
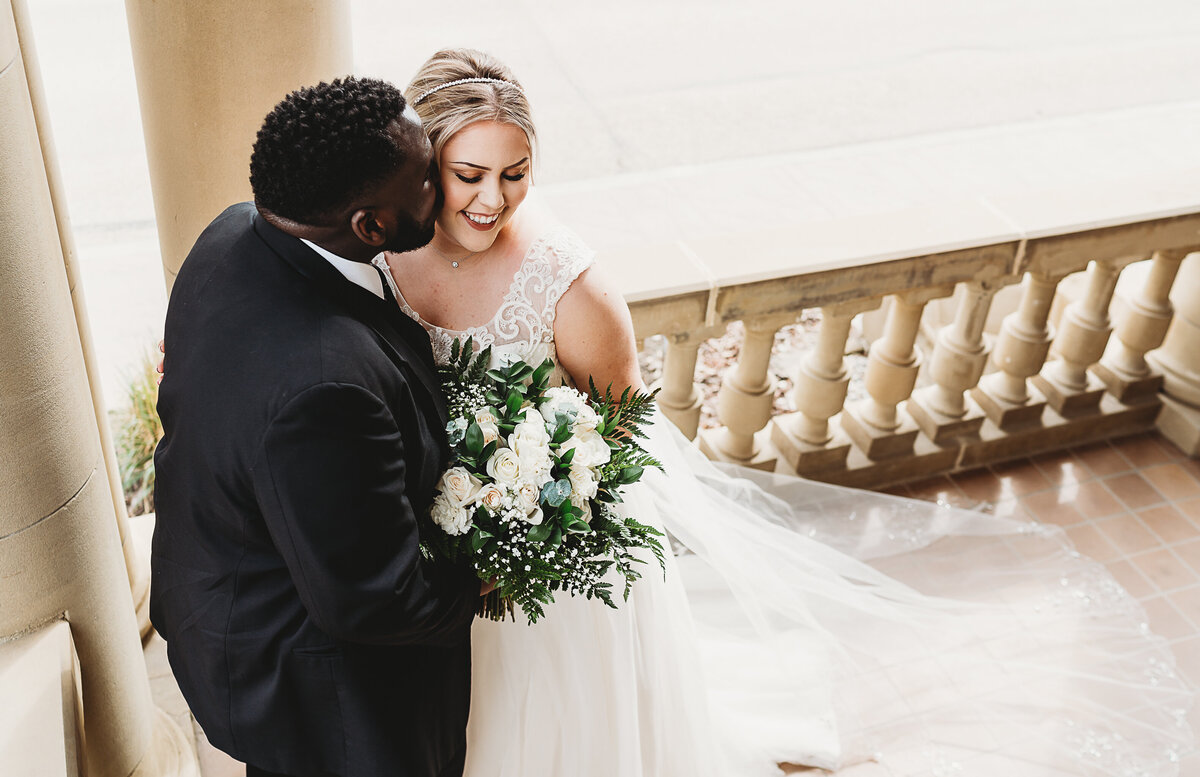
[390,227,1194,777]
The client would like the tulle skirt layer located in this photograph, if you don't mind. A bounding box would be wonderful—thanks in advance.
[464,413,1194,777]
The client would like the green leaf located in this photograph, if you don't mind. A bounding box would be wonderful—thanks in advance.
[531,360,554,387]
[565,516,592,534]
[527,522,554,543]
[618,465,644,484]
[540,478,572,507]
[557,446,576,467]
[470,529,493,552]
[465,422,484,455]
[506,389,523,416]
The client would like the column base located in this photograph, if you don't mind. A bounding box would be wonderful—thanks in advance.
[970,381,1049,430]
[1032,366,1107,417]
[769,412,852,476]
[697,427,779,472]
[907,387,986,443]
[959,392,1160,469]
[1156,394,1200,456]
[130,707,200,777]
[840,404,921,460]
[1091,364,1164,405]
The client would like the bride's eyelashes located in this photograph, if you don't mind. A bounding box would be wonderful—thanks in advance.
[453,171,527,184]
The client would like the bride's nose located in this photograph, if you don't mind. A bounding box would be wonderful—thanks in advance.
[476,178,504,210]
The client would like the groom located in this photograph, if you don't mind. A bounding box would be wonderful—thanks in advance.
[152,77,482,777]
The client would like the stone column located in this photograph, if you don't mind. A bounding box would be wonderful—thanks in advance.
[1032,258,1132,416]
[125,0,352,289]
[909,280,998,443]
[699,315,793,470]
[654,328,723,440]
[1149,251,1200,455]
[842,289,945,459]
[972,272,1061,428]
[0,4,192,773]
[11,0,151,636]
[773,301,879,472]
[1096,250,1188,403]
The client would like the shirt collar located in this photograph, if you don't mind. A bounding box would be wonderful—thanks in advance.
[300,238,385,300]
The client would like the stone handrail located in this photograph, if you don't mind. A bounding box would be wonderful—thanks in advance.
[608,211,1200,487]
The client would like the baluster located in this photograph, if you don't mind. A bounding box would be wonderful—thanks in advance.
[773,300,879,473]
[1032,258,1130,416]
[1148,251,1200,455]
[1094,250,1187,403]
[654,328,723,440]
[972,272,1061,428]
[842,289,946,459]
[909,280,998,443]
[699,315,793,470]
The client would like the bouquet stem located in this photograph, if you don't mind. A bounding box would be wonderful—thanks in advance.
[478,590,516,622]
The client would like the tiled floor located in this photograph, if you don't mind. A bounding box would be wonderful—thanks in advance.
[165,431,1200,777]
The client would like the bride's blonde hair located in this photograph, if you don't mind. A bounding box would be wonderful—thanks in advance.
[405,49,537,172]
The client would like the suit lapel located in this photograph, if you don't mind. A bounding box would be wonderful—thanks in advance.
[251,213,448,422]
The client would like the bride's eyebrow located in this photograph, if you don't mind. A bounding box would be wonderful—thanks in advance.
[449,157,530,171]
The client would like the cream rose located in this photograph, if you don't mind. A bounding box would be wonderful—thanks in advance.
[473,483,506,512]
[437,467,481,508]
[564,429,611,468]
[515,480,541,513]
[522,505,544,526]
[485,448,522,485]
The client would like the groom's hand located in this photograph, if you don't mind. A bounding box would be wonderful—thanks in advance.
[481,578,498,596]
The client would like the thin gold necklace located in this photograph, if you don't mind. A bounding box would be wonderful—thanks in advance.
[429,242,481,269]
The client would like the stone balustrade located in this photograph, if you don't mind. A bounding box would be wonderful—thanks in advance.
[615,214,1200,488]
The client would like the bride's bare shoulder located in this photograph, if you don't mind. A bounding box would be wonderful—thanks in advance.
[507,189,566,252]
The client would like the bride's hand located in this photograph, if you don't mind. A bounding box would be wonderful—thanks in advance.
[480,578,498,596]
[156,338,165,384]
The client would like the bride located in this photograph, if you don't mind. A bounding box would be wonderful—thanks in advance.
[380,48,1193,776]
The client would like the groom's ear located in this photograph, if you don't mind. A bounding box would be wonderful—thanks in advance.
[350,209,388,248]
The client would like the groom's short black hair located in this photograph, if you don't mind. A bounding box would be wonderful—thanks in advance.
[250,76,410,225]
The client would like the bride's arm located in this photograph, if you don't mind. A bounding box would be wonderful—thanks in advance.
[553,264,645,396]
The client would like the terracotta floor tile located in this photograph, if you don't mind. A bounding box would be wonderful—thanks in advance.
[1029,449,1087,488]
[1065,523,1121,563]
[1071,441,1135,478]
[1021,490,1085,527]
[1094,513,1164,556]
[1172,540,1200,576]
[1105,559,1157,600]
[904,476,973,508]
[1166,586,1200,631]
[1140,595,1197,641]
[1069,480,1127,519]
[1141,462,1200,502]
[989,458,1051,497]
[1110,432,1179,466]
[1131,547,1200,592]
[1138,505,1200,545]
[987,498,1035,523]
[1105,472,1168,511]
[1177,497,1200,521]
[950,468,1007,504]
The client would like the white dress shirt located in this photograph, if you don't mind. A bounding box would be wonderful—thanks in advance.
[300,238,385,300]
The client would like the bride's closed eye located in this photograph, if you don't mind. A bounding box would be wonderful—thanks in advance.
[454,171,527,184]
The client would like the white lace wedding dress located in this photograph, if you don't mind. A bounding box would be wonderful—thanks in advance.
[378,227,1194,777]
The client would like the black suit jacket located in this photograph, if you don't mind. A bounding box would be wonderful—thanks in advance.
[152,202,479,777]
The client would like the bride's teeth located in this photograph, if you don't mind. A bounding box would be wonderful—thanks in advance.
[466,212,500,225]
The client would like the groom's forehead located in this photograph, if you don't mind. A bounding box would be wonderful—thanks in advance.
[401,104,423,130]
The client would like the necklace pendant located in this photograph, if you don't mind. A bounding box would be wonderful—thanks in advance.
[451,261,459,269]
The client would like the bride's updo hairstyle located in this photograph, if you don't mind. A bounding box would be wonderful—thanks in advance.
[405,48,537,173]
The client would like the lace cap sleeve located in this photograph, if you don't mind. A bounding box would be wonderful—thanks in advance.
[533,226,597,325]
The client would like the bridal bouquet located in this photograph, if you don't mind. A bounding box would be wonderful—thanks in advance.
[422,338,666,625]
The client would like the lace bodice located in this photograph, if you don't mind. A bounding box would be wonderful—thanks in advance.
[374,226,595,381]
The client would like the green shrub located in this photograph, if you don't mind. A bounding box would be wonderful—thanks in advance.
[111,351,162,516]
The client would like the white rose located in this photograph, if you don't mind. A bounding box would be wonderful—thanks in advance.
[431,497,472,536]
[539,386,588,426]
[522,505,544,526]
[485,448,522,485]
[437,467,481,508]
[572,404,600,434]
[478,419,500,445]
[472,483,506,512]
[515,480,541,513]
[568,464,599,502]
[511,413,551,448]
[563,429,611,468]
[475,407,500,426]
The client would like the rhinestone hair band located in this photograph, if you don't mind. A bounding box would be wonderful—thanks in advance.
[413,77,526,105]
